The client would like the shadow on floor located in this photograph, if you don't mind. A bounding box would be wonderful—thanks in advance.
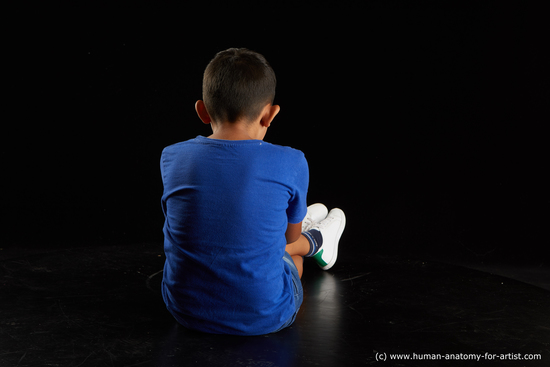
[1,243,549,366]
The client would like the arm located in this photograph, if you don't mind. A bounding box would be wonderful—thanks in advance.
[285,222,302,244]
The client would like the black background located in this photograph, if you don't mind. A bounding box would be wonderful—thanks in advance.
[3,1,548,265]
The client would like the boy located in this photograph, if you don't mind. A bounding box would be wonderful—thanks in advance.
[160,48,346,335]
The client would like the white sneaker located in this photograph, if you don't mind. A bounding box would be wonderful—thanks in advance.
[311,208,346,270]
[301,203,329,232]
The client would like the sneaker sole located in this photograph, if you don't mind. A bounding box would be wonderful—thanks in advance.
[316,208,346,270]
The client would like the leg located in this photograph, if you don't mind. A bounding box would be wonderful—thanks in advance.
[286,234,310,257]
[291,255,304,279]
[286,235,309,279]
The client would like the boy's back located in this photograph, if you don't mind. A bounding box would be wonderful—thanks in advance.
[161,136,308,335]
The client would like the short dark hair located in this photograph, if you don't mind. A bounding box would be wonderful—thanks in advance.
[202,48,276,123]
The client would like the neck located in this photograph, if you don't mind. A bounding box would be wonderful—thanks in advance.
[208,121,264,141]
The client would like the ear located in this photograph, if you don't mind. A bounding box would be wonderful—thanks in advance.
[195,100,212,124]
[260,104,280,127]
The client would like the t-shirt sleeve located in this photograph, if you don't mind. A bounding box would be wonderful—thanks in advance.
[286,153,309,224]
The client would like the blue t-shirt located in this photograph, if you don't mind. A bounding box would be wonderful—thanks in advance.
[160,136,309,335]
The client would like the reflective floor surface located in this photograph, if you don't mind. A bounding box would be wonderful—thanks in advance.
[1,243,549,366]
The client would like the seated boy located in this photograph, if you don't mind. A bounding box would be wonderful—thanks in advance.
[160,48,346,335]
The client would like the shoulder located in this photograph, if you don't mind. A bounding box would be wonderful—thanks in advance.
[160,138,203,175]
[161,137,209,162]
[162,137,200,154]
[262,142,306,162]
[261,142,308,178]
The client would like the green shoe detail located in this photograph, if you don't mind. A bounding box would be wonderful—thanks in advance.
[312,249,327,267]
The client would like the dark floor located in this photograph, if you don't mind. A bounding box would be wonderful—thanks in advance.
[1,243,549,367]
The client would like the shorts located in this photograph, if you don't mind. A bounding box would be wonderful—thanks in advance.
[270,251,304,333]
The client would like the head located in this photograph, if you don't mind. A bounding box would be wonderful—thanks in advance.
[201,48,277,124]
